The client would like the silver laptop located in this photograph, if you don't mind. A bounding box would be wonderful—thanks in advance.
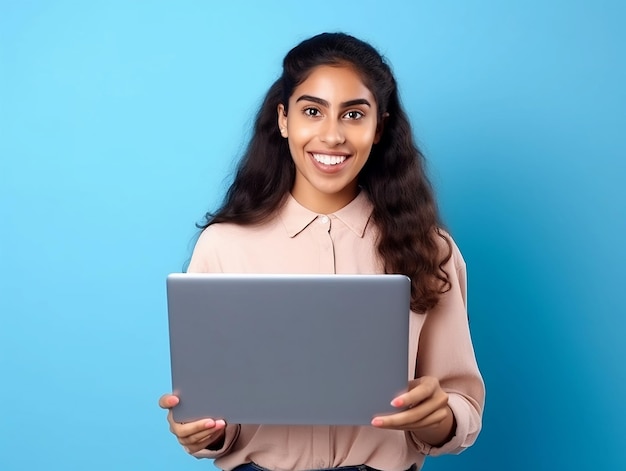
[166,273,410,425]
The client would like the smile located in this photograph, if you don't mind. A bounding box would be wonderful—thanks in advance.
[311,153,348,166]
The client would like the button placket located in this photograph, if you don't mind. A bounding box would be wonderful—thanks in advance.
[316,215,335,273]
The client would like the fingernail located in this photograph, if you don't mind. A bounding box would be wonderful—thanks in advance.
[204,420,215,428]
[216,419,226,427]
[183,447,190,453]
[371,418,383,426]
[391,398,403,407]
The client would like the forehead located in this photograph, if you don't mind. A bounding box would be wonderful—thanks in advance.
[290,65,376,104]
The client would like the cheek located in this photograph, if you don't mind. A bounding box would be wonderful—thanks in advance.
[286,119,316,151]
[287,139,299,162]
[351,127,377,150]
[286,133,308,162]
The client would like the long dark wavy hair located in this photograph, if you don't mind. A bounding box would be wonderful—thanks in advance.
[200,32,452,313]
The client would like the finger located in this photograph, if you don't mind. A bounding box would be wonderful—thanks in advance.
[159,394,179,409]
[179,426,224,447]
[184,430,224,454]
[374,389,448,429]
[373,403,449,430]
[179,429,214,446]
[391,378,437,409]
[181,424,227,454]
[170,417,226,439]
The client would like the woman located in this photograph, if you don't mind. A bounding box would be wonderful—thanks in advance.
[160,32,484,471]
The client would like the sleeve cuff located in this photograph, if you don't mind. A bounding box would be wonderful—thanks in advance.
[407,393,482,456]
[191,424,241,459]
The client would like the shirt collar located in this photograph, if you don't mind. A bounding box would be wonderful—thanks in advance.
[280,190,373,238]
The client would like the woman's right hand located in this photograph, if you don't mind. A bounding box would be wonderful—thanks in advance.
[159,394,227,454]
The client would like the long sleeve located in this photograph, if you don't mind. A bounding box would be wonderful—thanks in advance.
[186,226,223,274]
[185,227,242,460]
[406,241,485,455]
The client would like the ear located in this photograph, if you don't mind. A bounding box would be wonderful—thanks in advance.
[374,112,389,144]
[277,104,288,138]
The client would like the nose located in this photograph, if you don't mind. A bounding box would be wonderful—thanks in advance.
[320,118,345,146]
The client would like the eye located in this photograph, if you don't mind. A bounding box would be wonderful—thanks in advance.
[303,107,322,117]
[344,110,364,120]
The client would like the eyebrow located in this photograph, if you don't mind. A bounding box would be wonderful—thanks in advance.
[295,94,371,108]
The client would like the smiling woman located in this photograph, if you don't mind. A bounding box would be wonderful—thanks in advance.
[279,65,382,213]
[158,32,485,471]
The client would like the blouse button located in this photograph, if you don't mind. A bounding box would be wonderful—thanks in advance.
[319,215,329,224]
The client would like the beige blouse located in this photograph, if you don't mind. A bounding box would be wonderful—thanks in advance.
[188,191,485,471]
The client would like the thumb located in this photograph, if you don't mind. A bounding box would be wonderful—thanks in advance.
[158,394,179,409]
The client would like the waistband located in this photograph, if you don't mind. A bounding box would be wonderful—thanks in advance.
[232,462,417,471]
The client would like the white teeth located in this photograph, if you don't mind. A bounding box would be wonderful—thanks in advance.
[312,153,347,165]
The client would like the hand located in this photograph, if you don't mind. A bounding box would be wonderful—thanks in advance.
[371,377,454,445]
[159,394,227,454]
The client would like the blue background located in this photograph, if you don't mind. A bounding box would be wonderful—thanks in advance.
[1,1,624,469]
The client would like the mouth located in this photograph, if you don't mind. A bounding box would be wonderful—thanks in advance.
[309,152,351,169]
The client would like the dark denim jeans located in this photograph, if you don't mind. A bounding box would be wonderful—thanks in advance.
[232,462,417,471]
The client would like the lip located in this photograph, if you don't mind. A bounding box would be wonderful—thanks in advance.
[307,151,352,173]
[307,150,351,157]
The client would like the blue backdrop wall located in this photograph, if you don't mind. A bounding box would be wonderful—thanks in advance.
[1,1,624,470]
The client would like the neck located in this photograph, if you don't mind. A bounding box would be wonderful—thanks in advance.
[291,187,360,214]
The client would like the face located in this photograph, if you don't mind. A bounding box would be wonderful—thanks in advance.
[278,65,382,214]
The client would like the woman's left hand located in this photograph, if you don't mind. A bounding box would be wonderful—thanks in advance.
[371,376,454,439]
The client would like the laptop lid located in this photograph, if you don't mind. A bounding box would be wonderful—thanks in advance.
[166,273,410,425]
